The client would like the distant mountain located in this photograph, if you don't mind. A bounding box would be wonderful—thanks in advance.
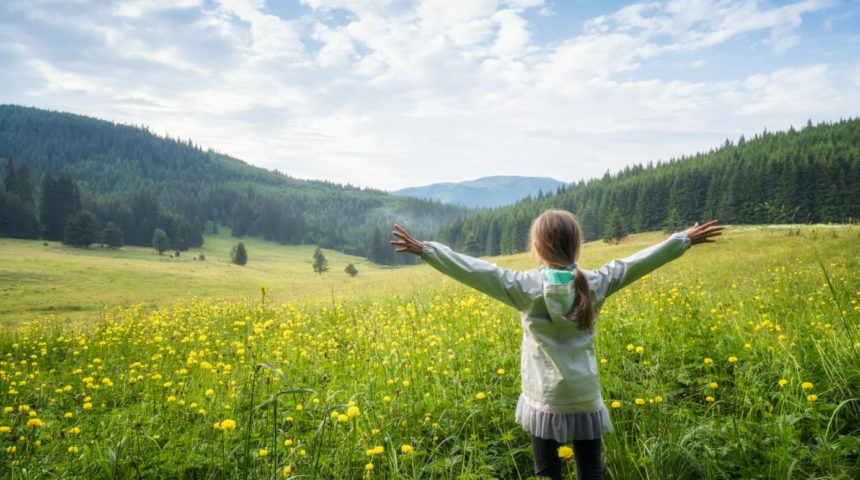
[392,176,566,208]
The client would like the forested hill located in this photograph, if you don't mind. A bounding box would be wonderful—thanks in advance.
[0,105,466,264]
[437,119,860,256]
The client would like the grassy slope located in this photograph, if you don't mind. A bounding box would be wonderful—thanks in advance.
[3,224,854,326]
[0,229,421,324]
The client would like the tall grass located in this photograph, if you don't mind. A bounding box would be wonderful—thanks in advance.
[0,226,858,479]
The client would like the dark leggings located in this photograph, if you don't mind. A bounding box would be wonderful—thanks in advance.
[531,435,603,480]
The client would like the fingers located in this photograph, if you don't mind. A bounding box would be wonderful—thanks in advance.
[699,220,720,228]
[392,227,416,243]
[393,224,412,238]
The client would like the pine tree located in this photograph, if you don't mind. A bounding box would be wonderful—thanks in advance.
[63,211,101,248]
[0,190,38,239]
[152,228,170,254]
[462,233,481,257]
[170,218,189,251]
[367,227,386,264]
[40,172,81,242]
[662,208,686,234]
[485,219,501,256]
[345,263,358,277]
[102,222,124,248]
[132,188,159,246]
[15,163,33,205]
[312,247,328,274]
[3,158,17,195]
[39,169,58,239]
[231,195,252,237]
[191,216,204,247]
[603,207,627,244]
[231,242,248,266]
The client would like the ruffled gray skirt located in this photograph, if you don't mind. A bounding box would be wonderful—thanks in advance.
[514,393,613,443]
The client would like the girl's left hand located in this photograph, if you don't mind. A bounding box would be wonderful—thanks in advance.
[390,224,423,256]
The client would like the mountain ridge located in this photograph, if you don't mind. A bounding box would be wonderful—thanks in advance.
[392,175,565,208]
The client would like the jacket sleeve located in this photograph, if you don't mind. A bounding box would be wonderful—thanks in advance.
[420,241,539,311]
[594,232,691,300]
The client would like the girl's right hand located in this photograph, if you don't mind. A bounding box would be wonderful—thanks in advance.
[684,220,724,245]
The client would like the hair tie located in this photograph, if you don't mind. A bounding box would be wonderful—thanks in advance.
[569,263,577,271]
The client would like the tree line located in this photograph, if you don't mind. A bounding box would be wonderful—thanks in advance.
[0,105,465,264]
[1,156,204,251]
[437,118,860,255]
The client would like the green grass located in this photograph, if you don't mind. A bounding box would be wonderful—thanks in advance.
[0,229,407,324]
[0,225,859,479]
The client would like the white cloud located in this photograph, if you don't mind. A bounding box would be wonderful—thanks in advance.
[115,0,203,18]
[2,0,856,190]
[740,65,840,115]
[490,9,531,56]
[313,23,357,68]
[587,0,836,54]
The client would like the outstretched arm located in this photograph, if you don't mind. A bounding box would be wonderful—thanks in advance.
[390,225,538,310]
[596,220,723,299]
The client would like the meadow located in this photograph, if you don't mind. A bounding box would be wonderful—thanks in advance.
[0,225,859,479]
[0,229,408,324]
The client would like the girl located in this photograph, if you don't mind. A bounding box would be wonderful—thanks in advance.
[390,210,723,480]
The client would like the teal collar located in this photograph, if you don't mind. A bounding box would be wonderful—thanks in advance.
[544,268,575,285]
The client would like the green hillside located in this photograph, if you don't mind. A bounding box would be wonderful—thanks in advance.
[438,119,860,254]
[0,105,466,264]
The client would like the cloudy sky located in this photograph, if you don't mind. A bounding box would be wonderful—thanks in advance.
[1,0,858,190]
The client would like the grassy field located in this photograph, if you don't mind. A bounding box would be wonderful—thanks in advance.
[0,225,859,479]
[0,229,418,324]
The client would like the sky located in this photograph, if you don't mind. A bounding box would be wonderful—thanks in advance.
[1,0,858,191]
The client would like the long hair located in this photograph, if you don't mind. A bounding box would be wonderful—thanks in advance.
[529,210,596,331]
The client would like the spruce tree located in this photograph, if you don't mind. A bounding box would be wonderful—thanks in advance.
[0,190,38,239]
[39,169,57,239]
[152,228,170,254]
[102,222,124,248]
[485,219,501,256]
[603,207,627,244]
[63,211,100,248]
[313,247,329,275]
[462,233,481,256]
[662,208,686,234]
[231,242,248,265]
[3,158,17,195]
[368,227,386,264]
[15,163,33,205]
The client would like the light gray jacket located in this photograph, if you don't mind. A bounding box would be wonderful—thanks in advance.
[420,232,691,406]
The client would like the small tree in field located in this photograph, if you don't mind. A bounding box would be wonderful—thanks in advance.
[152,228,170,254]
[101,222,124,249]
[345,263,358,277]
[313,247,329,275]
[231,242,248,266]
